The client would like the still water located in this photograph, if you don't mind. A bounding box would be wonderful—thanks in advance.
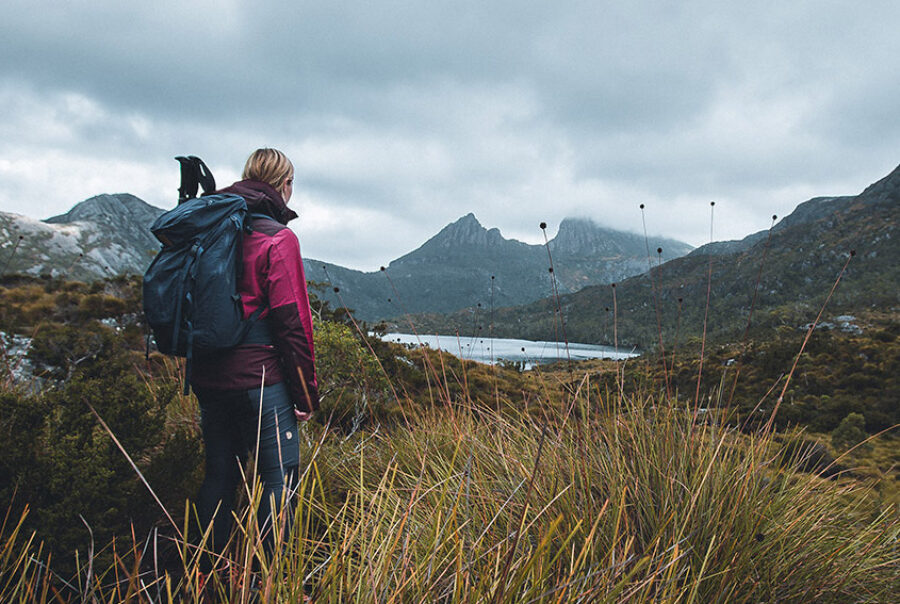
[381,333,639,368]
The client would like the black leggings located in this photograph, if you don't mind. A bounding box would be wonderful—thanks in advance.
[195,381,300,563]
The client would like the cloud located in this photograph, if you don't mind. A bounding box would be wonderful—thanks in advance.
[1,1,898,269]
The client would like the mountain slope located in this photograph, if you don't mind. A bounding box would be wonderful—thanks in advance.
[415,164,900,348]
[0,194,164,281]
[690,195,855,257]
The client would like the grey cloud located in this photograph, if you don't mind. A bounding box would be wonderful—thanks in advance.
[3,2,538,122]
[2,1,898,267]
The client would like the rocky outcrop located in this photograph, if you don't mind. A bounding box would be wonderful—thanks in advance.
[1,194,165,281]
[550,217,692,259]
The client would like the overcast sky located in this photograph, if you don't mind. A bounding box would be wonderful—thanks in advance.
[1,1,897,270]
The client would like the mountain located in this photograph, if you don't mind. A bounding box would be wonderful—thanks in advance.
[688,195,854,257]
[0,197,693,320]
[416,164,900,348]
[550,218,692,289]
[306,213,692,320]
[0,194,164,281]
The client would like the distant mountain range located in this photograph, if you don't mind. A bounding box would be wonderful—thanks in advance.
[413,164,900,348]
[0,198,692,320]
[305,214,693,319]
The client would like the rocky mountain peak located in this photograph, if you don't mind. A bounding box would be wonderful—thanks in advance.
[442,211,482,232]
[0,192,167,281]
[550,217,621,256]
[44,193,165,261]
[549,217,693,259]
[45,193,163,226]
[427,213,504,248]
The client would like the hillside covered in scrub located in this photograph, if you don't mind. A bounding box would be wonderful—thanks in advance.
[409,163,900,350]
[0,273,897,602]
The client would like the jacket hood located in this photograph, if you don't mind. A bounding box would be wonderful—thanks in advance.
[218,179,298,225]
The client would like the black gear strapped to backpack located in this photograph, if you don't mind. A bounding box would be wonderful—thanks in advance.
[175,155,216,204]
[143,156,267,394]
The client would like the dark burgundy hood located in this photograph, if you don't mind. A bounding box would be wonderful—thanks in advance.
[219,179,298,225]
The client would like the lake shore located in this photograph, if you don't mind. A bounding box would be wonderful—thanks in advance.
[380,332,640,368]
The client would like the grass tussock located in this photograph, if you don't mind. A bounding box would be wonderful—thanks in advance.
[1,382,897,603]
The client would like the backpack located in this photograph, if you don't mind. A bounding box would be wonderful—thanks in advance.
[143,156,264,393]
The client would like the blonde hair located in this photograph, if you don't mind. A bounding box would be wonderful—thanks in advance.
[242,148,293,190]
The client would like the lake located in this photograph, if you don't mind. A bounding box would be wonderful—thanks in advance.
[380,333,639,368]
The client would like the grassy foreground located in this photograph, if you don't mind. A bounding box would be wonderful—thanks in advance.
[1,377,897,603]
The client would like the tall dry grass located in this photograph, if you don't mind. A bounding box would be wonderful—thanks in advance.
[1,375,897,602]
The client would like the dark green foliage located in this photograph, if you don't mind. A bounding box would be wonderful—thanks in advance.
[583,319,899,439]
[28,322,116,380]
[144,425,204,516]
[0,315,201,574]
[832,412,872,453]
[0,390,49,511]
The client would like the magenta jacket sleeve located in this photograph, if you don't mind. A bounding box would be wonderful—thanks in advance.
[265,228,319,412]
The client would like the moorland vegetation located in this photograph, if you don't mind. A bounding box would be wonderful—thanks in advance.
[0,272,897,602]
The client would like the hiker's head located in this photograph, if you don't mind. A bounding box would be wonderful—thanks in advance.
[243,148,294,202]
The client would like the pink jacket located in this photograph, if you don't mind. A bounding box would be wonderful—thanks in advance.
[190,180,319,412]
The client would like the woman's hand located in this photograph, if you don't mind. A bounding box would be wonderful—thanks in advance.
[294,409,312,422]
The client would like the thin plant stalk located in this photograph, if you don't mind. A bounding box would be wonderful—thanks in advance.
[640,204,671,398]
[694,201,715,409]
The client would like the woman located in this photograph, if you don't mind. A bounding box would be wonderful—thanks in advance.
[190,148,319,561]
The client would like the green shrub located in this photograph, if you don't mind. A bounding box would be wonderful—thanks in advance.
[1,327,199,575]
[313,317,394,430]
[832,412,872,453]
